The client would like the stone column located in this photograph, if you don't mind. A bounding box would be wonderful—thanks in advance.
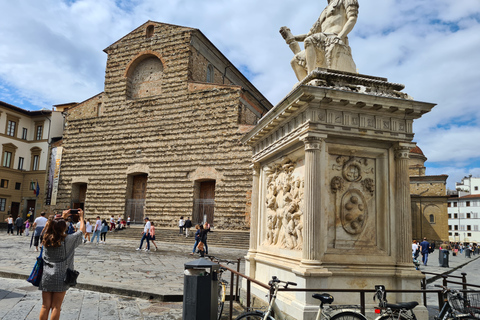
[394,142,414,265]
[300,133,326,263]
[247,163,260,278]
[249,163,261,252]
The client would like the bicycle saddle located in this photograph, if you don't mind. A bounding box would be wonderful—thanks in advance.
[312,293,334,305]
[386,301,418,310]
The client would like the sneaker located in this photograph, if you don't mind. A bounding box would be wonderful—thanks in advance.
[136,248,141,251]
[145,249,150,252]
[155,247,158,251]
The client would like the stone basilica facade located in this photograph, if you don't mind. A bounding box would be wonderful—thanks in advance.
[53,21,272,229]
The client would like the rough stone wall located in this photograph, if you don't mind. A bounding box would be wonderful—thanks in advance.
[55,22,260,230]
[410,180,446,196]
[189,47,232,85]
[68,93,104,120]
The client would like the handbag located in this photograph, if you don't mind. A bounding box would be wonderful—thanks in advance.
[64,268,79,286]
[27,246,44,287]
[63,242,79,286]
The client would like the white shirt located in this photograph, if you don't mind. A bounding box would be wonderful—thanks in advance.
[86,221,93,233]
[144,221,151,234]
[412,243,418,254]
[179,219,185,227]
[34,216,48,227]
[94,219,102,231]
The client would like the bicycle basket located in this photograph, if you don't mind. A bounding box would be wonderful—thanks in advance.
[449,292,480,318]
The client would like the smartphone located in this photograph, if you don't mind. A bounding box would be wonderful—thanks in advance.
[70,209,79,214]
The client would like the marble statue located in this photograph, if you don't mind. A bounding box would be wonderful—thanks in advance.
[280,0,359,81]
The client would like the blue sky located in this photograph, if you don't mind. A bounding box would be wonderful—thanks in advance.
[1,0,480,189]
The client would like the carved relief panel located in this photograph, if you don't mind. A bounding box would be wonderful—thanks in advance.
[329,154,376,248]
[263,158,305,250]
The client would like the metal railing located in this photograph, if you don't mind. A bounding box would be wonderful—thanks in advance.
[217,266,480,320]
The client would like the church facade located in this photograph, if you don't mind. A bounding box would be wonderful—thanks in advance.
[409,145,449,242]
[54,21,272,229]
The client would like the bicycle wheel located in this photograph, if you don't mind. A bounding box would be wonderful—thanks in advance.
[235,311,272,320]
[331,311,368,320]
[375,314,413,320]
[217,282,226,320]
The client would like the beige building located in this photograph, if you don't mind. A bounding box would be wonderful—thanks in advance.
[409,145,449,242]
[54,21,272,229]
[0,101,64,221]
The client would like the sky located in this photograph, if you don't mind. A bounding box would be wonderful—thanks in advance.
[1,0,480,189]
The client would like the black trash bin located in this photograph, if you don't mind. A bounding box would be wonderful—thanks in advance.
[465,248,471,258]
[183,258,220,320]
[439,249,449,267]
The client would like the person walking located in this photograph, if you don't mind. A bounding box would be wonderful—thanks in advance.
[136,217,151,251]
[91,216,102,244]
[25,220,31,236]
[84,219,92,242]
[150,222,158,251]
[32,212,48,251]
[5,215,14,235]
[15,215,24,235]
[39,208,86,320]
[419,237,431,266]
[178,216,185,235]
[184,217,192,237]
[127,216,131,228]
[100,219,109,243]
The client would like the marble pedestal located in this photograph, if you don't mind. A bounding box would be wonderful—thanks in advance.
[242,69,435,320]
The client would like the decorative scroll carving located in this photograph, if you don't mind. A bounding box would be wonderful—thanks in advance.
[264,158,304,250]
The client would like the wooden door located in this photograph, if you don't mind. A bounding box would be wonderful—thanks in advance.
[132,175,147,199]
[127,174,147,223]
[11,202,20,220]
[194,181,215,225]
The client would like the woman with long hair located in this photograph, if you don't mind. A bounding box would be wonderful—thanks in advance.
[39,209,85,320]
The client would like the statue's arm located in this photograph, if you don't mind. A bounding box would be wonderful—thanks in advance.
[293,34,308,42]
[337,4,359,40]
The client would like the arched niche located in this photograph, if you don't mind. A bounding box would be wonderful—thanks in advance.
[125,53,164,99]
[146,25,155,39]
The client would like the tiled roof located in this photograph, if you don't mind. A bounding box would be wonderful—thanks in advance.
[458,194,480,200]
[410,145,424,155]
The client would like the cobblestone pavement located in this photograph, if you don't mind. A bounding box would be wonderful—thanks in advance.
[1,232,479,319]
[0,233,247,300]
[0,277,183,320]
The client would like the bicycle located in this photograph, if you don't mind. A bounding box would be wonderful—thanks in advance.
[373,285,418,320]
[207,255,236,320]
[434,285,480,320]
[235,276,367,320]
[373,284,480,320]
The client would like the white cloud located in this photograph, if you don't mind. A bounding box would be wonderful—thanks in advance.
[1,0,480,187]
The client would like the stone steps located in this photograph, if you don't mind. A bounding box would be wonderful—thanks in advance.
[107,226,250,250]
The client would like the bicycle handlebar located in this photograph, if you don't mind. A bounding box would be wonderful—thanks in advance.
[206,255,236,265]
[269,276,297,288]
